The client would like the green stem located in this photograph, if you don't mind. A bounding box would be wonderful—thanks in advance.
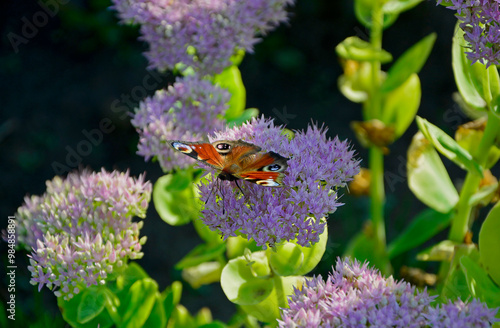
[369,4,384,120]
[369,146,386,250]
[448,111,500,242]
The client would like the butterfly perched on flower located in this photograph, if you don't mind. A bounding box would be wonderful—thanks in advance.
[169,140,289,186]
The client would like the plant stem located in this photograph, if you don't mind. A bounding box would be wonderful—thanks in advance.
[369,146,387,250]
[369,4,384,119]
[448,111,500,243]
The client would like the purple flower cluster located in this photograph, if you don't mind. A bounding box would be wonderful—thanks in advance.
[16,169,151,300]
[279,258,499,328]
[111,0,294,75]
[199,117,360,247]
[438,0,500,66]
[424,299,499,328]
[132,75,229,172]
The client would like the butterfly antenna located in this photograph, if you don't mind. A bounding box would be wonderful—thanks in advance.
[234,180,246,199]
[204,177,219,205]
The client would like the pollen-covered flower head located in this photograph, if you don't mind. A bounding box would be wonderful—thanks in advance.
[279,257,436,328]
[16,169,152,300]
[132,75,229,172]
[438,0,500,66]
[111,0,294,75]
[198,117,360,247]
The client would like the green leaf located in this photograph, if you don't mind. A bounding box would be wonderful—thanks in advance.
[416,116,483,175]
[175,242,226,269]
[220,251,273,305]
[479,202,500,286]
[226,108,259,127]
[121,278,158,328]
[354,0,399,29]
[226,236,261,259]
[338,74,369,103]
[407,132,459,213]
[58,287,114,328]
[215,65,246,121]
[336,37,392,63]
[381,73,421,138]
[193,216,224,244]
[77,288,107,323]
[440,244,479,302]
[240,276,304,324]
[381,33,436,92]
[162,281,183,323]
[469,183,499,207]
[417,240,459,262]
[116,262,149,291]
[295,223,328,275]
[142,296,167,328]
[153,173,200,226]
[382,0,424,14]
[388,209,453,258]
[452,24,487,111]
[169,305,196,328]
[267,243,304,276]
[460,255,500,308]
[182,261,222,289]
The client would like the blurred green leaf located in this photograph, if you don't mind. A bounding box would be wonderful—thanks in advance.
[58,287,114,328]
[143,296,167,328]
[169,305,196,328]
[416,116,483,175]
[381,33,436,93]
[479,202,500,286]
[460,255,500,308]
[382,0,424,14]
[469,183,498,207]
[182,262,222,289]
[388,209,453,259]
[295,223,328,275]
[121,278,158,328]
[336,37,392,63]
[417,240,459,262]
[77,288,107,323]
[175,243,226,270]
[153,173,200,226]
[221,251,273,305]
[440,244,479,302]
[268,243,304,276]
[338,74,369,103]
[215,65,246,121]
[344,230,392,275]
[226,108,259,127]
[354,0,399,29]
[162,281,183,323]
[407,132,459,213]
[381,73,421,138]
[452,24,488,111]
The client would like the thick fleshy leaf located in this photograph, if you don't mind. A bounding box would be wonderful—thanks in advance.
[381,33,436,93]
[338,74,369,103]
[452,24,487,111]
[456,124,500,170]
[354,0,399,29]
[226,236,261,260]
[215,65,246,121]
[182,262,222,289]
[153,173,200,226]
[268,243,304,277]
[383,0,424,14]
[221,251,273,305]
[460,255,500,308]
[295,223,328,275]
[175,243,226,270]
[116,262,149,291]
[121,278,158,328]
[440,244,479,302]
[417,240,458,262]
[240,276,304,324]
[58,287,114,328]
[416,116,483,175]
[479,202,500,286]
[336,37,392,63]
[169,305,196,328]
[77,288,107,324]
[162,281,182,323]
[388,209,453,258]
[469,183,499,207]
[381,73,421,138]
[407,132,459,213]
[142,296,167,328]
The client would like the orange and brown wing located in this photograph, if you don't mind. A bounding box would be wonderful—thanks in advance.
[233,151,289,186]
[170,141,225,170]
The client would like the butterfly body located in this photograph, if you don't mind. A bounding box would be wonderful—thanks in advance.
[170,140,288,186]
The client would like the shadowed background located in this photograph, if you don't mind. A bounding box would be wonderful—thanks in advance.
[0,0,460,324]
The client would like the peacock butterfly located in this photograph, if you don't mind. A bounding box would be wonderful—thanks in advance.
[169,140,289,186]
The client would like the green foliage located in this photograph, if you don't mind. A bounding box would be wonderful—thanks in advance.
[336,37,393,63]
[479,202,500,286]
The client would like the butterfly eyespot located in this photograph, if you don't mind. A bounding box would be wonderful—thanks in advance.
[263,164,283,172]
[216,143,231,150]
[172,142,193,154]
[257,180,280,186]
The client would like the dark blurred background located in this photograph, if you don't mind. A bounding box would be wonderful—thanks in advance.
[0,0,460,325]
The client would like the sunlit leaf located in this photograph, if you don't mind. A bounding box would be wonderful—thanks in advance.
[336,37,392,63]
[479,202,500,286]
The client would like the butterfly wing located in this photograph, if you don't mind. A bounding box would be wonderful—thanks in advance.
[170,141,225,170]
[233,151,289,186]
